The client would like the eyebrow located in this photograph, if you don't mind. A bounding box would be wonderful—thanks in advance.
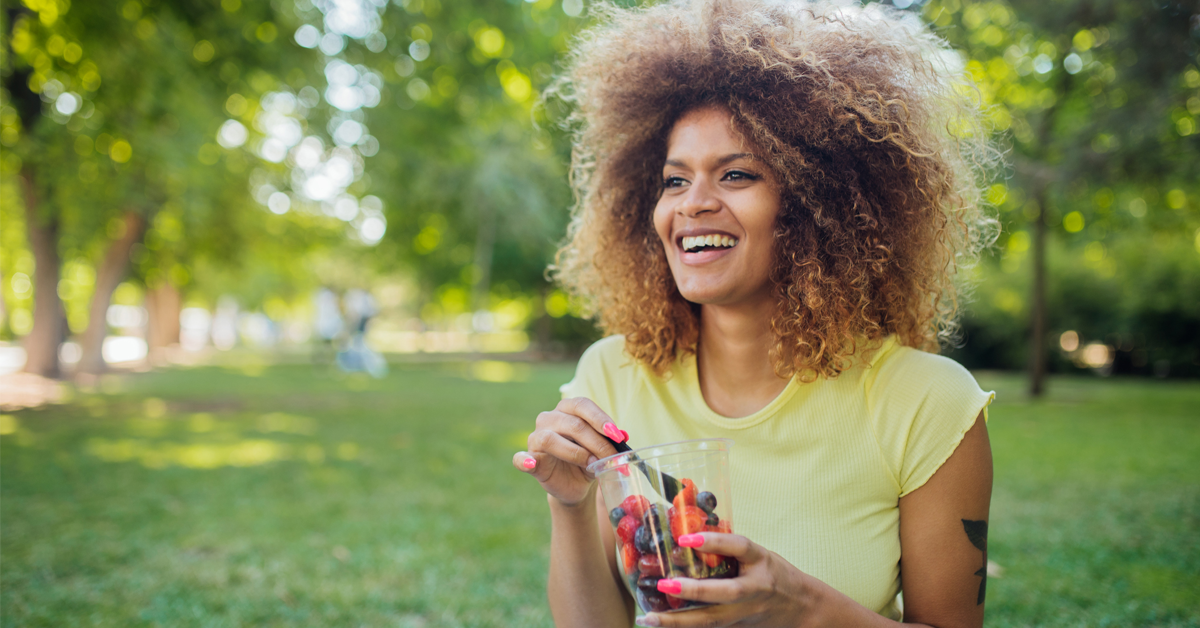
[664,153,755,169]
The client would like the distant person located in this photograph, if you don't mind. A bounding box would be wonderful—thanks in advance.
[514,1,996,627]
[312,288,344,365]
[338,288,387,378]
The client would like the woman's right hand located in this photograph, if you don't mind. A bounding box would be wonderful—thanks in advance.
[512,397,627,507]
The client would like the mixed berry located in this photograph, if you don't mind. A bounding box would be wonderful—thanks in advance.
[608,479,738,613]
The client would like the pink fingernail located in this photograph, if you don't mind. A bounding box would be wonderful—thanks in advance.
[522,457,536,470]
[656,578,682,595]
[677,533,704,548]
[634,617,659,627]
[603,422,627,443]
[617,464,630,477]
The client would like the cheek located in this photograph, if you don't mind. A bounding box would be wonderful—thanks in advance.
[652,201,673,246]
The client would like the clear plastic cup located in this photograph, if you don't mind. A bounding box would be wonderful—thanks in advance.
[587,438,737,615]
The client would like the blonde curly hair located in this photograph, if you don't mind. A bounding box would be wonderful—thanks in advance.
[549,0,998,379]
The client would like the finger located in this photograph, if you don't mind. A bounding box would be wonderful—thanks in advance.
[512,450,539,473]
[527,429,599,470]
[656,576,751,606]
[677,532,763,562]
[556,397,628,445]
[538,408,620,460]
[637,604,737,628]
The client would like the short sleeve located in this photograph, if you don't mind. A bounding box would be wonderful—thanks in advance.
[558,335,629,419]
[865,346,995,497]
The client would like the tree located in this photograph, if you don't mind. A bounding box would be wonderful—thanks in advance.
[921,0,1200,391]
[1,0,327,375]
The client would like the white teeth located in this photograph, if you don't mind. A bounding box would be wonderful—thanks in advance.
[682,235,738,252]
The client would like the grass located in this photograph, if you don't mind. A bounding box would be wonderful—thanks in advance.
[2,361,1197,627]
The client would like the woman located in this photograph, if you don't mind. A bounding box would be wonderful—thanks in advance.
[513,0,998,626]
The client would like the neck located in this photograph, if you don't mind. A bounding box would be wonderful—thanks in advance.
[696,298,791,418]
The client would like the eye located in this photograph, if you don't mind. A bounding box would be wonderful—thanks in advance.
[723,170,760,182]
[663,176,688,189]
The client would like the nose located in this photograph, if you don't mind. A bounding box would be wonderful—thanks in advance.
[677,178,721,218]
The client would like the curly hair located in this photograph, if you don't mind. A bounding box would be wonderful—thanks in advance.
[549,0,999,380]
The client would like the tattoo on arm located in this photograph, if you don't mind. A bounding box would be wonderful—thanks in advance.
[962,519,988,605]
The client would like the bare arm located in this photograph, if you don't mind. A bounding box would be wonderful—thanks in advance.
[897,411,993,628]
[547,486,636,627]
[513,397,634,628]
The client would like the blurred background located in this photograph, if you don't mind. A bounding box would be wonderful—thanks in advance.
[1,0,1197,626]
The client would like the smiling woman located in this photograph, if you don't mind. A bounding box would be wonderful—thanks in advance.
[516,1,999,627]
[550,0,998,381]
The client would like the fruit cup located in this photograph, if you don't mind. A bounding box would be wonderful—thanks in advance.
[588,438,738,616]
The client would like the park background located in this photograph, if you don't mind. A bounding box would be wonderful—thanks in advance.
[1,0,1197,625]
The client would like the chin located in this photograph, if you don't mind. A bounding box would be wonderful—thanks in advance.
[674,282,731,305]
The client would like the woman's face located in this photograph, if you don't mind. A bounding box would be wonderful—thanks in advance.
[653,106,782,307]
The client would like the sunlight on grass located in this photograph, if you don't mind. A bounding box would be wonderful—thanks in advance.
[84,436,310,469]
[469,360,530,383]
[2,365,1197,627]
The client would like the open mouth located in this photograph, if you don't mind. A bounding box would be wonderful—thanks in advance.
[680,235,738,253]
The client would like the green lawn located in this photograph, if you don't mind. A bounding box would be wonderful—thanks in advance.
[2,362,1197,627]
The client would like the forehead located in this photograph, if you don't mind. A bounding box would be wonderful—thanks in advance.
[665,106,746,156]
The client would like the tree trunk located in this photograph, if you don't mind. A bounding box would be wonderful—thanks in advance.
[20,168,64,379]
[471,197,496,315]
[145,282,181,364]
[1029,185,1048,398]
[77,211,146,374]
[1026,70,1070,398]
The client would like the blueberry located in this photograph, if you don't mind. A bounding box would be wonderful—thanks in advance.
[609,506,627,527]
[706,512,719,526]
[697,491,717,514]
[642,505,668,549]
[635,524,655,554]
[643,504,665,527]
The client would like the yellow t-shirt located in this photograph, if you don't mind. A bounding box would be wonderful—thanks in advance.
[560,335,994,620]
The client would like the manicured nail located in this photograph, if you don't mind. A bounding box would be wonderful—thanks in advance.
[617,464,630,477]
[677,533,704,548]
[603,422,627,443]
[635,615,660,627]
[587,455,598,466]
[656,578,682,595]
[522,457,537,470]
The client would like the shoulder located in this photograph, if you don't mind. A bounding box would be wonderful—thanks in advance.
[578,335,630,368]
[864,340,982,404]
[559,336,635,410]
[863,338,994,496]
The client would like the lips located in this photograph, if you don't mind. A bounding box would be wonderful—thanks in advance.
[673,229,739,265]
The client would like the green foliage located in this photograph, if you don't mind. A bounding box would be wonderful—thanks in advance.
[922,0,1200,373]
[952,231,1200,375]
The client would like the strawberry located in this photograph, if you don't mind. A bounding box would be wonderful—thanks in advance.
[681,478,697,504]
[616,515,640,545]
[620,495,650,520]
[699,519,732,569]
[672,478,697,511]
[698,549,722,568]
[669,505,708,539]
[622,541,640,574]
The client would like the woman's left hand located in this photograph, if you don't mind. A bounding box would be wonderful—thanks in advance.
[635,532,826,628]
